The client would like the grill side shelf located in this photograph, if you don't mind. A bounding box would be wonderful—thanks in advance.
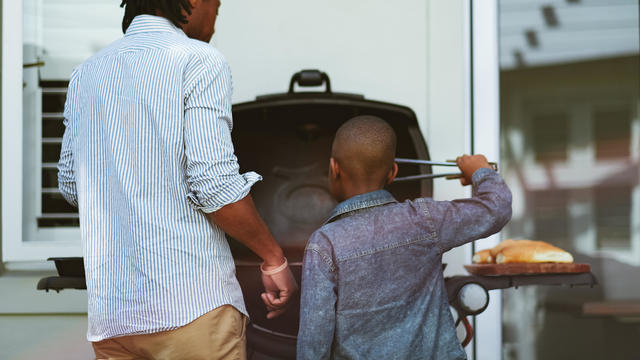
[445,272,598,303]
[37,276,86,292]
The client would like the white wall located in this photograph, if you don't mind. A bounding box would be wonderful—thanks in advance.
[3,0,480,358]
[215,0,473,276]
[423,1,472,277]
[213,0,429,128]
[0,275,91,360]
[0,316,92,360]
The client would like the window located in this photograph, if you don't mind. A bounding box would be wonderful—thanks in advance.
[595,185,632,250]
[594,108,631,160]
[498,0,640,358]
[532,190,569,244]
[2,0,122,261]
[40,82,77,228]
[532,113,568,163]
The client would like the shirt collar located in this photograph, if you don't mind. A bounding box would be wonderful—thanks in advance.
[326,190,397,224]
[125,15,185,37]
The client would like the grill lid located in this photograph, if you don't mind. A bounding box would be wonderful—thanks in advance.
[229,70,433,263]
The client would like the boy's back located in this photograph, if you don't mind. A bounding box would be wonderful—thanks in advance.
[298,168,511,360]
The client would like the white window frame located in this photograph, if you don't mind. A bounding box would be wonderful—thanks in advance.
[471,1,502,359]
[2,1,82,263]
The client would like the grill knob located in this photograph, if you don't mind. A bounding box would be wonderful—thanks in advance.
[457,282,489,315]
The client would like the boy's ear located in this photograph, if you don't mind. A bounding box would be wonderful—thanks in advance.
[386,162,398,184]
[329,157,340,179]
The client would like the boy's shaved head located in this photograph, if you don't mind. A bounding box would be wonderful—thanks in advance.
[331,116,397,184]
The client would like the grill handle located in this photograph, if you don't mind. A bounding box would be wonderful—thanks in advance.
[289,70,332,94]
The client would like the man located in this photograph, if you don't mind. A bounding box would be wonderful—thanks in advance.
[57,0,297,358]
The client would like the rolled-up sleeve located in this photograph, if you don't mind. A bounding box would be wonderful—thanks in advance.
[417,168,513,253]
[183,54,261,213]
[57,68,81,207]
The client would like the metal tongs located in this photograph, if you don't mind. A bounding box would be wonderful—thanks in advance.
[393,158,498,182]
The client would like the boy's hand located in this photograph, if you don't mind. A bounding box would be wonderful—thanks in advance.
[260,258,299,319]
[456,154,492,186]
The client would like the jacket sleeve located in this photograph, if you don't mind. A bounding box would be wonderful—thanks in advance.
[417,168,513,253]
[297,233,338,360]
[57,68,82,207]
[183,53,261,213]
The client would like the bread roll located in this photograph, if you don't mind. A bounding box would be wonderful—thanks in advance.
[495,242,573,264]
[489,239,537,258]
[472,249,493,264]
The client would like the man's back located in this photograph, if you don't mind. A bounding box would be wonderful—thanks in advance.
[58,15,260,342]
[298,169,512,359]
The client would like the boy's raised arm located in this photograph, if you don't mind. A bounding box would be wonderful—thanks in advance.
[417,155,513,253]
[297,235,338,360]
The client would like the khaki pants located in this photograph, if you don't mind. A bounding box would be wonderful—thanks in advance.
[92,305,247,360]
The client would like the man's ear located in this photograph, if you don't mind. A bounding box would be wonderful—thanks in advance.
[329,157,340,180]
[386,162,398,184]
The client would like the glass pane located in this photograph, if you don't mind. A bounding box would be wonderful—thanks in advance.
[42,117,66,139]
[594,108,631,159]
[41,193,77,213]
[499,0,640,359]
[42,143,62,163]
[532,113,568,163]
[41,91,66,113]
[595,185,632,250]
[41,168,58,188]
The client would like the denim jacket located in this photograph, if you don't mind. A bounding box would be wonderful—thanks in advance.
[297,168,512,360]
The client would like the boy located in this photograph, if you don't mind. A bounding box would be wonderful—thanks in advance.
[297,116,512,359]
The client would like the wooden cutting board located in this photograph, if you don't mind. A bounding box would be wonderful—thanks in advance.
[464,263,590,276]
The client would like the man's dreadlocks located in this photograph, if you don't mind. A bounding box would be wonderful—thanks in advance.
[120,0,193,33]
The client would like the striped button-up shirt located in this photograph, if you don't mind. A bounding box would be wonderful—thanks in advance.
[57,15,260,342]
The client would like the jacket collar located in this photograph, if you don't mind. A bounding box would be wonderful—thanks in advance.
[326,190,397,224]
[125,15,185,37]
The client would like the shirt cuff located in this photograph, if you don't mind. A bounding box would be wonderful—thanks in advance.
[187,171,262,213]
[471,167,499,197]
[471,167,495,184]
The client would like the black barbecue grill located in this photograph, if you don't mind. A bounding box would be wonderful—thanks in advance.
[211,69,432,357]
[37,70,597,359]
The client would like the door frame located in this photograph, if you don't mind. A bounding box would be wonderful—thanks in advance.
[471,1,502,359]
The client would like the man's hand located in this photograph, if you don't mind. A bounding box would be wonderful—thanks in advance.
[207,195,297,318]
[260,259,299,319]
[456,154,492,186]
